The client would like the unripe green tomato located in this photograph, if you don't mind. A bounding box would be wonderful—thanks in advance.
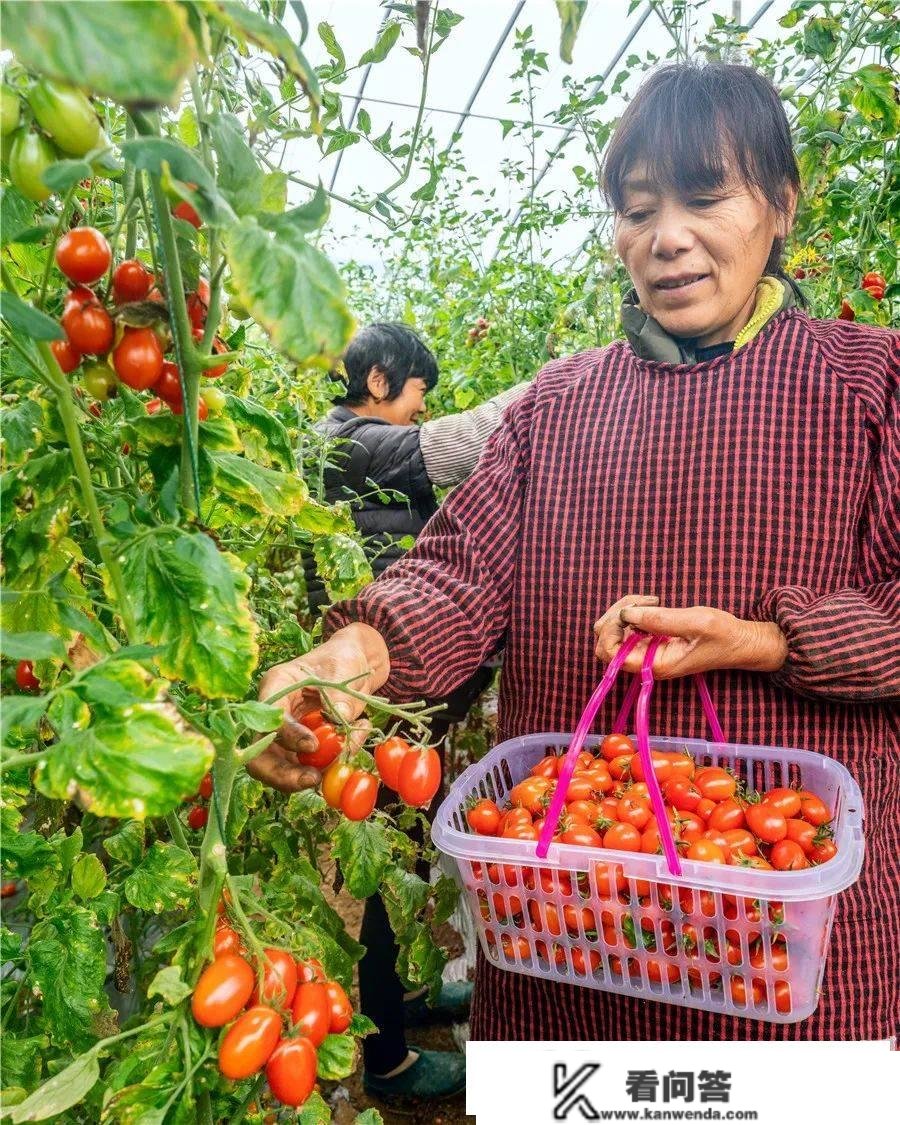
[1,88,21,137]
[8,129,57,201]
[227,296,251,321]
[200,386,227,413]
[28,80,102,157]
[82,361,118,402]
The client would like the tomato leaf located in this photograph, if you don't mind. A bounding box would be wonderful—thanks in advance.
[556,1,587,63]
[224,396,294,470]
[0,1032,47,1093]
[35,660,214,818]
[315,1032,356,1080]
[349,1012,378,1037]
[42,159,92,193]
[208,112,265,217]
[71,853,107,901]
[208,451,309,517]
[224,215,355,366]
[147,964,193,1006]
[124,842,197,913]
[2,694,48,747]
[229,700,283,734]
[103,821,146,867]
[331,819,391,899]
[396,920,447,999]
[26,907,117,1051]
[1,1,195,107]
[6,1047,99,1123]
[358,22,401,66]
[115,527,258,699]
[119,137,235,227]
[312,534,373,602]
[0,292,64,342]
[353,1111,385,1125]
[296,1092,331,1125]
[0,630,68,662]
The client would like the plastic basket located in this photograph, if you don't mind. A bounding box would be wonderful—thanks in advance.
[432,640,865,1023]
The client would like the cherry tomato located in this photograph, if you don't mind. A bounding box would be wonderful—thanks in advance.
[202,337,229,379]
[324,979,353,1033]
[265,1035,317,1108]
[722,828,757,858]
[686,838,727,864]
[146,397,163,415]
[1,89,21,137]
[694,767,736,802]
[798,790,831,827]
[745,803,788,844]
[560,824,602,848]
[762,787,802,818]
[15,660,40,692]
[509,776,551,815]
[603,822,642,852]
[174,199,202,229]
[706,798,746,832]
[769,839,808,870]
[467,798,501,835]
[600,733,634,761]
[299,722,343,770]
[64,285,98,312]
[153,360,183,407]
[809,838,838,864]
[695,797,716,821]
[198,771,213,800]
[290,981,330,1047]
[213,925,243,957]
[0,881,18,899]
[171,396,209,422]
[186,278,210,329]
[565,798,601,825]
[321,760,353,809]
[630,750,673,784]
[664,751,696,779]
[663,777,701,812]
[28,80,101,157]
[113,327,164,390]
[785,817,816,854]
[200,385,227,414]
[81,361,117,401]
[616,793,652,830]
[62,300,114,355]
[374,735,411,790]
[112,258,153,303]
[295,958,326,984]
[51,337,81,373]
[253,948,298,1010]
[530,754,560,779]
[218,1005,282,1080]
[396,746,441,807]
[187,805,208,830]
[8,129,56,202]
[191,954,255,1027]
[339,770,379,821]
[729,976,767,1007]
[55,227,111,285]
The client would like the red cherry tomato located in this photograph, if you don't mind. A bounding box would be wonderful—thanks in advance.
[466,798,501,836]
[321,760,353,809]
[198,771,213,800]
[15,660,40,692]
[745,803,788,844]
[51,337,81,373]
[694,767,736,802]
[153,360,183,407]
[64,285,97,312]
[186,278,210,329]
[602,822,642,852]
[600,733,634,761]
[62,301,114,355]
[55,226,111,284]
[289,981,330,1047]
[112,258,153,303]
[202,337,229,379]
[809,838,838,864]
[213,925,243,957]
[339,770,379,821]
[265,1036,317,1108]
[324,979,353,1033]
[762,787,802,819]
[798,790,831,827]
[295,957,326,984]
[146,397,164,415]
[173,199,202,229]
[171,396,209,421]
[187,805,208,831]
[191,954,255,1027]
[396,746,441,807]
[113,327,164,390]
[706,798,746,832]
[769,838,809,870]
[560,824,602,848]
[253,948,298,1010]
[374,735,411,790]
[298,722,343,770]
[218,1005,282,1080]
[1,882,18,899]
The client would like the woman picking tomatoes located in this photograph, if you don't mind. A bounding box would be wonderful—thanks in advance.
[254,63,897,1056]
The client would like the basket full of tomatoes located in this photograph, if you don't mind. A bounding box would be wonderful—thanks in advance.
[432,648,864,1024]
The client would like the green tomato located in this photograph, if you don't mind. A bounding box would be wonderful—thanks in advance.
[1,88,21,137]
[8,129,57,202]
[200,386,228,414]
[82,361,118,402]
[227,297,251,321]
[28,80,102,157]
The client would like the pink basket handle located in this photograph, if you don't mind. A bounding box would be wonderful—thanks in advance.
[614,671,725,743]
[634,638,682,876]
[535,632,642,859]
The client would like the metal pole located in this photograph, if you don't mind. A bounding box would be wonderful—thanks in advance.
[446,1,527,144]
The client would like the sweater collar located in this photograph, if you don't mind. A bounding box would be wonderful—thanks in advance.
[620,275,795,365]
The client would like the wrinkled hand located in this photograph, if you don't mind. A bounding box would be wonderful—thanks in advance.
[249,624,388,794]
[594,595,787,679]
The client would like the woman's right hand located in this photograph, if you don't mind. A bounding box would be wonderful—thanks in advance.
[249,624,391,794]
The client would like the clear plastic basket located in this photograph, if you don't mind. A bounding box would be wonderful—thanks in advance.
[432,642,865,1023]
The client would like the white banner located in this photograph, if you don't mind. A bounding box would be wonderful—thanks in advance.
[466,1040,896,1124]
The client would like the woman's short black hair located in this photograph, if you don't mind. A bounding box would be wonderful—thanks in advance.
[333,322,438,406]
[601,63,801,277]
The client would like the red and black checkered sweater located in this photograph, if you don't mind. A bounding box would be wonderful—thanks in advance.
[327,309,899,1041]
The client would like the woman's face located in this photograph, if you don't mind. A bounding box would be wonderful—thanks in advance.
[372,375,428,426]
[614,166,793,347]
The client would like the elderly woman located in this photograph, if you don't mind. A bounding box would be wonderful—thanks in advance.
[253,62,898,1050]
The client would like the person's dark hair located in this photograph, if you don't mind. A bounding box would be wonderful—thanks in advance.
[333,322,438,406]
[601,63,802,289]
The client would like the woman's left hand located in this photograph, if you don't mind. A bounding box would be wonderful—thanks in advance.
[594,597,788,679]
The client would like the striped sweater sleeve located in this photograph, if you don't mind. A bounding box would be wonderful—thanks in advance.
[324,384,536,700]
[754,322,900,701]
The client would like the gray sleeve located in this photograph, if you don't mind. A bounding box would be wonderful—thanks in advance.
[419,381,531,488]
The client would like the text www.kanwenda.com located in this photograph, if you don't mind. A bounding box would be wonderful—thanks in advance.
[593,1111,759,1121]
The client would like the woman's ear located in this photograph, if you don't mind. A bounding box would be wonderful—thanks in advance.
[777,186,798,239]
[366,366,388,403]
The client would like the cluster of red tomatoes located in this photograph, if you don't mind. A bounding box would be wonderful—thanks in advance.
[185,771,214,831]
[466,734,836,870]
[465,316,490,345]
[301,714,442,821]
[192,917,352,1109]
[839,270,888,320]
[49,225,228,418]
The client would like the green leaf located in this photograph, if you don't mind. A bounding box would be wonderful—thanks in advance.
[297,1092,331,1125]
[42,159,92,193]
[381,866,431,937]
[119,137,235,227]
[224,215,355,366]
[71,853,107,901]
[1,926,24,962]
[349,1012,378,1037]
[225,396,294,470]
[0,630,68,662]
[0,822,55,880]
[259,170,287,214]
[271,183,330,234]
[556,0,587,63]
[411,160,440,203]
[803,16,839,60]
[0,292,64,341]
[2,694,46,747]
[209,451,309,517]
[0,1033,47,1093]
[1,400,47,461]
[116,528,258,699]
[35,659,214,818]
[312,534,373,602]
[230,700,283,733]
[1,187,51,248]
[26,907,116,1051]
[7,1049,100,1123]
[224,769,264,847]
[318,21,345,70]
[315,1032,356,1080]
[396,920,447,997]
[208,111,265,217]
[356,107,371,135]
[332,818,391,899]
[850,64,899,133]
[103,820,145,866]
[359,22,401,66]
[353,1111,384,1125]
[1,1,195,107]
[147,964,193,1006]
[124,842,197,913]
[323,127,359,157]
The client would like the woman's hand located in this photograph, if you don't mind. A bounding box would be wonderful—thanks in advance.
[249,624,390,793]
[594,596,787,679]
